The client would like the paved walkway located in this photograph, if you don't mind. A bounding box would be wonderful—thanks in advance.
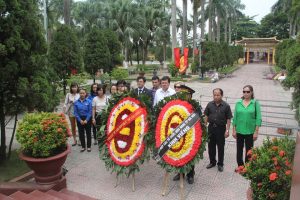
[64,63,298,200]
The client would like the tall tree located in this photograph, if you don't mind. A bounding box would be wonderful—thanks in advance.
[182,0,188,50]
[84,28,111,82]
[63,0,71,25]
[171,0,177,62]
[49,25,81,95]
[0,0,59,161]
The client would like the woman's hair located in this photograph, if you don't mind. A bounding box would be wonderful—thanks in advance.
[90,83,98,95]
[70,82,79,94]
[97,84,106,95]
[242,85,254,99]
[110,84,117,93]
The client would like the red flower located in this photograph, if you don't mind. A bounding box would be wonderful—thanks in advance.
[257,182,263,188]
[272,146,279,151]
[57,128,63,133]
[269,172,278,181]
[275,166,281,170]
[285,159,291,167]
[285,170,292,176]
[279,150,285,157]
[247,149,252,156]
[272,157,278,166]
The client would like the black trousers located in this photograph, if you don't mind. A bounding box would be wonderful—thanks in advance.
[236,133,254,166]
[77,117,92,148]
[187,165,195,178]
[92,113,102,140]
[208,124,226,166]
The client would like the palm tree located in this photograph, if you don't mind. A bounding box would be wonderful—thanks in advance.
[182,0,188,51]
[171,0,177,62]
[63,0,71,25]
[191,0,201,60]
[200,0,206,40]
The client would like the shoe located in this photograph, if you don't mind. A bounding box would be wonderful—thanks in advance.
[72,141,77,146]
[78,143,81,146]
[93,141,98,145]
[80,148,86,152]
[206,163,216,169]
[87,148,91,152]
[173,173,181,181]
[218,166,224,172]
[187,176,194,184]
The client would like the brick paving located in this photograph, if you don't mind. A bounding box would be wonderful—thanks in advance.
[64,63,298,200]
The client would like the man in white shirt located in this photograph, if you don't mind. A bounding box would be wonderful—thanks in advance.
[153,76,176,106]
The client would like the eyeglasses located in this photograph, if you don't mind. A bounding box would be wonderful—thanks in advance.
[174,86,180,89]
[243,91,251,93]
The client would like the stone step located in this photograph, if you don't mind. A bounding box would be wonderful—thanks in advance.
[60,189,96,200]
[0,193,13,200]
[46,190,79,200]
[30,190,61,200]
[9,191,31,200]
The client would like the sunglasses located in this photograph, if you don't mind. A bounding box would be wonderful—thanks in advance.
[174,86,180,89]
[243,91,251,93]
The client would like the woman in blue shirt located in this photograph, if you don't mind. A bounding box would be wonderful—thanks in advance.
[74,88,92,152]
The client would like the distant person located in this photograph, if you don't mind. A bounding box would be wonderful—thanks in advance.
[153,76,175,106]
[151,76,160,101]
[116,80,126,94]
[134,76,152,99]
[204,88,232,172]
[125,82,131,92]
[232,85,262,170]
[108,84,117,98]
[63,82,80,146]
[88,83,98,101]
[174,82,184,93]
[92,84,108,143]
[74,88,93,152]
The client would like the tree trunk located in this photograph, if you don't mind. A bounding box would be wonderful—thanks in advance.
[7,113,18,159]
[136,43,140,65]
[224,15,228,43]
[193,0,199,62]
[63,0,71,26]
[228,20,232,44]
[0,93,6,162]
[171,0,177,62]
[163,41,167,68]
[217,14,221,43]
[208,0,212,41]
[182,0,187,51]
[200,0,206,40]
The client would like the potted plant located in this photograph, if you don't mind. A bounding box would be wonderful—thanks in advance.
[16,112,71,184]
[136,64,146,77]
[237,137,296,200]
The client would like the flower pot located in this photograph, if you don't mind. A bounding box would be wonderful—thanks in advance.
[19,144,70,185]
[138,72,145,77]
[247,187,253,200]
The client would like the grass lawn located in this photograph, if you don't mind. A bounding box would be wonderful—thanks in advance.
[0,150,30,182]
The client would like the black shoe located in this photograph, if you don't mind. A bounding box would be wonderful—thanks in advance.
[187,176,194,184]
[93,141,98,145]
[218,166,224,172]
[206,163,216,169]
[173,173,181,181]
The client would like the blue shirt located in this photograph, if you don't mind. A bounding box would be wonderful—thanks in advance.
[87,93,97,101]
[74,98,92,122]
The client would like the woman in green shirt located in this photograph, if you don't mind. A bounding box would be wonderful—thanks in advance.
[232,85,262,168]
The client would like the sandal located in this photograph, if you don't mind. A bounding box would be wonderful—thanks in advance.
[80,148,86,152]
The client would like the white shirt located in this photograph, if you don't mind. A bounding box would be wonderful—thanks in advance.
[153,87,176,106]
[64,93,80,108]
[92,96,107,113]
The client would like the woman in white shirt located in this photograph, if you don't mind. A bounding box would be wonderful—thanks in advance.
[92,84,108,144]
[63,82,80,146]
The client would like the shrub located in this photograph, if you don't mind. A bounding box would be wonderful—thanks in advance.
[111,68,129,80]
[16,113,71,158]
[168,63,179,77]
[238,137,296,200]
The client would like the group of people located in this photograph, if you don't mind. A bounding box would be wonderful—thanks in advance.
[63,76,262,185]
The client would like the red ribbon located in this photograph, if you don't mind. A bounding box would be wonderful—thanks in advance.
[106,107,146,143]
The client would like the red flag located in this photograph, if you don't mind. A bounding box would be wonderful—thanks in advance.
[184,48,189,67]
[174,48,180,68]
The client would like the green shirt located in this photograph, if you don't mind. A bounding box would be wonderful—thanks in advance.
[232,99,262,135]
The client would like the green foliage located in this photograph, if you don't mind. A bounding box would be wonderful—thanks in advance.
[232,16,259,40]
[168,62,179,77]
[111,68,129,80]
[66,72,91,87]
[258,12,289,40]
[0,0,60,160]
[102,29,122,69]
[239,137,296,200]
[84,28,111,76]
[16,113,71,158]
[49,25,82,79]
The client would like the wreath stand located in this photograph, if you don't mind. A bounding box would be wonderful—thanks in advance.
[161,171,185,200]
[115,173,136,192]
